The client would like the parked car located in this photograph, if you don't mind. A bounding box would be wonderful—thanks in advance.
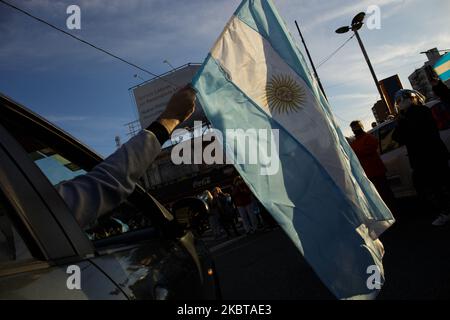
[368,99,450,198]
[0,93,221,300]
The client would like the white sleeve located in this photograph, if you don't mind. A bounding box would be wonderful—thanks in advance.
[56,130,161,229]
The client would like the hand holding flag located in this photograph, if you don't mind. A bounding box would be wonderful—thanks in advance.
[192,0,395,300]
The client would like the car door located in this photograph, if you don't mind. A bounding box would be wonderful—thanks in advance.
[0,94,216,300]
[377,121,416,198]
[0,124,127,300]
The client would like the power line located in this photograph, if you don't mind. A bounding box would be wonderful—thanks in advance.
[0,0,178,88]
[317,34,355,69]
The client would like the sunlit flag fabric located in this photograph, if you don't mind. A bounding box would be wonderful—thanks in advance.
[434,52,450,82]
[192,0,395,299]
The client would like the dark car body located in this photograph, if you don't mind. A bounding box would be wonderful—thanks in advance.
[171,197,210,237]
[0,93,220,299]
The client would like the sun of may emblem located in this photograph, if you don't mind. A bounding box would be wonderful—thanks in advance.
[265,74,306,114]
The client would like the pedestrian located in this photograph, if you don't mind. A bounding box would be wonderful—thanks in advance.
[205,190,222,239]
[350,120,396,213]
[213,187,240,238]
[251,197,265,229]
[232,177,258,234]
[392,89,450,226]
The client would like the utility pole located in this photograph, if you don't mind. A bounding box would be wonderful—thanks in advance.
[114,135,121,149]
[295,20,327,100]
[336,12,388,109]
[353,29,384,101]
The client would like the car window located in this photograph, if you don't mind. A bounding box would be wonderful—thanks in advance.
[36,151,154,242]
[378,122,401,155]
[84,201,154,241]
[369,129,379,139]
[0,192,35,266]
[2,123,155,243]
[30,148,86,185]
[368,129,383,154]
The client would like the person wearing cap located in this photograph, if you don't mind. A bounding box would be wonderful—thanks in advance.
[392,89,450,226]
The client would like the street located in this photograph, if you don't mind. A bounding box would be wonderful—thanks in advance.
[1,0,450,303]
[202,198,450,300]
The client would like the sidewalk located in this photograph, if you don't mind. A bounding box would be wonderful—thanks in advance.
[200,227,245,253]
[200,224,278,253]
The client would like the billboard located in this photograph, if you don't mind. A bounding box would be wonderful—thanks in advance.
[379,75,403,115]
[132,64,206,130]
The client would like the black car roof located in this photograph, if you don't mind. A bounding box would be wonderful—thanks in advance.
[0,92,103,167]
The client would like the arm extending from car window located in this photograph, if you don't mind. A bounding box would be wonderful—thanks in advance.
[56,130,161,229]
[55,86,196,229]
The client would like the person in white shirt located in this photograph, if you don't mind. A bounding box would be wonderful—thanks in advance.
[0,86,195,264]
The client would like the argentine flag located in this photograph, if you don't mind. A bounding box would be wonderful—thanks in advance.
[435,52,450,82]
[192,0,395,300]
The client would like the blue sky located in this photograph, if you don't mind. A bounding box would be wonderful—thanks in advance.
[1,0,450,157]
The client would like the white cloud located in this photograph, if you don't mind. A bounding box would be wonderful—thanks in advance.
[295,0,409,31]
[2,0,449,152]
[329,92,378,101]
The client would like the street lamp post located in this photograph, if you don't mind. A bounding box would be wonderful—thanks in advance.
[336,12,387,108]
[134,74,145,82]
[163,59,176,71]
[295,20,328,100]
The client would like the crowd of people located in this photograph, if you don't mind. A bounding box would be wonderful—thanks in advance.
[200,78,450,240]
[202,177,275,240]
[349,78,450,226]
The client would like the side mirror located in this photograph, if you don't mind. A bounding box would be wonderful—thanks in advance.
[171,197,209,236]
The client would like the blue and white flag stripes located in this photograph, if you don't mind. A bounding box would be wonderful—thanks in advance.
[435,52,450,82]
[192,0,395,299]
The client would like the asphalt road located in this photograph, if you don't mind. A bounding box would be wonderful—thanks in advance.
[202,198,450,300]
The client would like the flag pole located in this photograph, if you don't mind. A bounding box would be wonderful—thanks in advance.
[295,20,328,100]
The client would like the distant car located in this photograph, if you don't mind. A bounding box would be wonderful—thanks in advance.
[368,99,450,198]
[0,93,220,300]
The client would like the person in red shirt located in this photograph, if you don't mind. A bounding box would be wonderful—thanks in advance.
[350,121,396,212]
